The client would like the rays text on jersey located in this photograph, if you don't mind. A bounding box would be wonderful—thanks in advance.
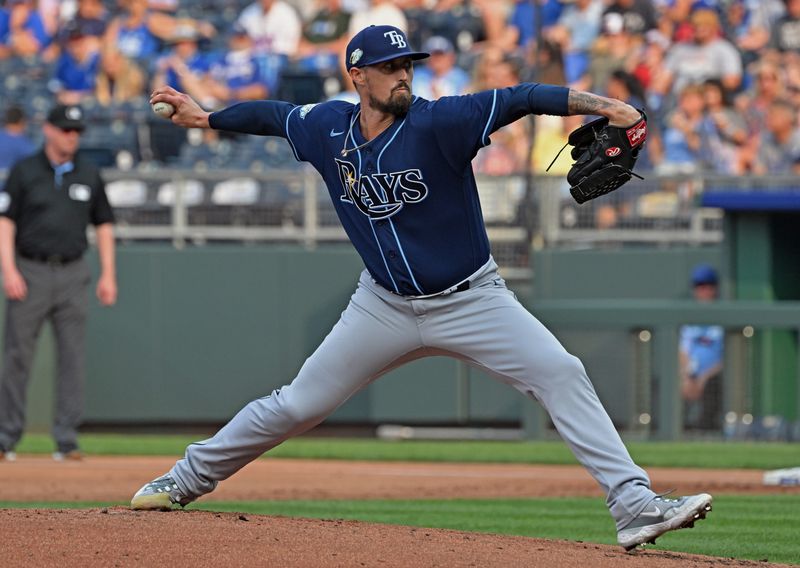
[335,159,428,219]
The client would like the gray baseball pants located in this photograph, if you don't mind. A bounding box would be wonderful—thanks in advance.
[169,257,656,529]
[0,257,90,453]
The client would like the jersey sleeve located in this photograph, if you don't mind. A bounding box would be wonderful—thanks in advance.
[209,100,323,163]
[209,100,296,137]
[431,83,568,170]
[90,170,115,226]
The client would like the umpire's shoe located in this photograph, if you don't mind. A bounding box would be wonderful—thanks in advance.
[617,493,712,551]
[0,449,16,462]
[131,475,194,510]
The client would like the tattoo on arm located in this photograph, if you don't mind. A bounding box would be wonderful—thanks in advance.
[567,90,615,116]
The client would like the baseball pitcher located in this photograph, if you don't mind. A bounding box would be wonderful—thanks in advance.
[132,25,711,551]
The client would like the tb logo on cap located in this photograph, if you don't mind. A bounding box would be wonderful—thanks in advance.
[384,30,406,48]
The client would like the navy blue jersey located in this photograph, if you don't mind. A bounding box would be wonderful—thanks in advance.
[210,83,568,295]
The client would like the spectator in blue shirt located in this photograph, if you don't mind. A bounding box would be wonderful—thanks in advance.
[412,36,470,100]
[104,0,215,63]
[680,264,724,431]
[151,25,212,95]
[0,0,50,59]
[44,0,109,63]
[204,24,275,107]
[0,105,35,172]
[54,21,100,105]
[753,99,800,175]
[500,0,563,53]
[548,0,603,85]
[656,83,706,174]
[105,0,168,61]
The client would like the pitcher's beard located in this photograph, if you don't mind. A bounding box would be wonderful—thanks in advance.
[370,89,412,118]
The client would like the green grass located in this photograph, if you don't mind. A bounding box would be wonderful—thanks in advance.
[3,495,797,565]
[12,433,800,469]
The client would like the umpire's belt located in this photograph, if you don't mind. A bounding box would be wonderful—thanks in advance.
[19,251,83,266]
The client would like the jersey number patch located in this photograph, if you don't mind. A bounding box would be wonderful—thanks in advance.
[335,159,429,219]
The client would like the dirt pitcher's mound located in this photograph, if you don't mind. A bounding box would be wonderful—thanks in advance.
[1,508,792,568]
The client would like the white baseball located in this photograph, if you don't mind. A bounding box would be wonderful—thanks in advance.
[152,101,176,118]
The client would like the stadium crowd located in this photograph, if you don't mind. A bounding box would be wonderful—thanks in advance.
[1,0,800,179]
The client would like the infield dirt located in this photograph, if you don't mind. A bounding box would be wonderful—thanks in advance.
[0,456,796,567]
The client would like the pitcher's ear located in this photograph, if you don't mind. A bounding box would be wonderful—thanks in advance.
[349,67,365,88]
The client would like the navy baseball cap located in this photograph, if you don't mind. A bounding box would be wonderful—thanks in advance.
[47,104,86,131]
[346,25,429,71]
[691,264,718,286]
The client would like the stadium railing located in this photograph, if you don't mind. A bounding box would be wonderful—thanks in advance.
[4,168,797,277]
[96,169,741,272]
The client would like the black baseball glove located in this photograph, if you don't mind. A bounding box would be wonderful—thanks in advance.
[564,112,647,204]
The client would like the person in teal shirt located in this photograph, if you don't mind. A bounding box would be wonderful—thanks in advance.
[680,264,724,430]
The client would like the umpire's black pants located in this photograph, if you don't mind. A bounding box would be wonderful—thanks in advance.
[0,256,90,453]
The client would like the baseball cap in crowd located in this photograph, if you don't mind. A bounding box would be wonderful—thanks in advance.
[47,104,86,132]
[603,12,625,35]
[231,21,248,36]
[423,35,454,55]
[691,264,718,286]
[346,25,429,71]
[61,20,89,43]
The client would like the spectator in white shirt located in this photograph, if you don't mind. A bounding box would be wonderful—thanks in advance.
[348,0,407,37]
[655,9,742,98]
[237,0,302,56]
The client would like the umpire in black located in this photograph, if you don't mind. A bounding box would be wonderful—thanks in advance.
[0,104,116,462]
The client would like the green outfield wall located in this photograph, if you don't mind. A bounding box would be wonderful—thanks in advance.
[11,244,798,438]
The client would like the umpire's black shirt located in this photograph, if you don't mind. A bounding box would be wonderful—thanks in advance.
[0,150,115,260]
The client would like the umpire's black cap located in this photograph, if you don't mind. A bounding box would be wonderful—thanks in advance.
[47,104,86,132]
[346,25,429,71]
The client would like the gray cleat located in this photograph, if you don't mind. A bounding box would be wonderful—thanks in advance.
[130,475,194,510]
[617,492,713,551]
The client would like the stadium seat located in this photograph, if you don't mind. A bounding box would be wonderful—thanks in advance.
[211,177,260,205]
[106,179,148,208]
[104,179,152,225]
[157,179,206,206]
[188,177,261,226]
